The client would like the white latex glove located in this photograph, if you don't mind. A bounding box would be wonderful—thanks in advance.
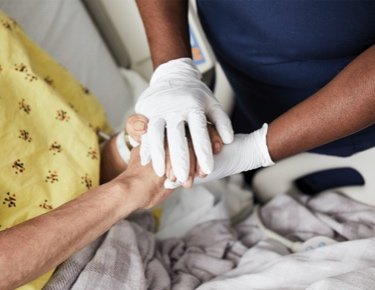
[164,124,274,189]
[135,58,233,182]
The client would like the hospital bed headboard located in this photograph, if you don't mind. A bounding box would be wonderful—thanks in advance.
[82,0,149,78]
[82,0,214,79]
[82,0,131,70]
[253,148,375,206]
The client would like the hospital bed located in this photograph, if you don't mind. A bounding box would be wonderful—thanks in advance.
[1,0,374,205]
[1,0,373,205]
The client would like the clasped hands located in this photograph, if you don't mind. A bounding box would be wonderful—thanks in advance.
[128,58,274,189]
[126,114,225,188]
[125,114,274,189]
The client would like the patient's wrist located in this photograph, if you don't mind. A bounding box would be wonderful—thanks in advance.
[108,178,142,215]
[114,172,162,212]
[115,131,132,163]
[100,133,129,183]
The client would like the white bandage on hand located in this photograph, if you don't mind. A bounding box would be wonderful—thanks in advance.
[164,124,274,189]
[135,58,234,183]
[115,131,131,164]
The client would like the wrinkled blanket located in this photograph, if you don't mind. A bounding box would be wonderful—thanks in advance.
[44,191,375,290]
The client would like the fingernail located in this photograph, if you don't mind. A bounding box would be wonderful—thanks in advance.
[214,142,221,154]
[134,121,146,131]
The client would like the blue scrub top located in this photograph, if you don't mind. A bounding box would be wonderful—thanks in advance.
[197,0,375,157]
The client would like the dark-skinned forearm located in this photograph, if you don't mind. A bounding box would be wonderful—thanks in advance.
[135,0,191,68]
[268,45,375,161]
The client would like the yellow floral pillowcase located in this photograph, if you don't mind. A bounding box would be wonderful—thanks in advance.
[0,11,111,289]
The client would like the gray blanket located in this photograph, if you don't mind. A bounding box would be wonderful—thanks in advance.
[44,191,375,290]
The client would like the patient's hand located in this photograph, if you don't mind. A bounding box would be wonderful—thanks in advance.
[126,114,223,188]
[115,146,172,209]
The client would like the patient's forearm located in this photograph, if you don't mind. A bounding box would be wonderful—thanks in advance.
[0,180,136,290]
[268,45,375,161]
[136,0,191,68]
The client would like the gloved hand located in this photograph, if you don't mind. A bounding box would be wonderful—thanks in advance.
[164,124,275,189]
[135,58,233,183]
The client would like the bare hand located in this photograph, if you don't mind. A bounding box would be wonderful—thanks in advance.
[115,146,172,209]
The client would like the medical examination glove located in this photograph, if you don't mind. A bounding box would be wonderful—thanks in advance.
[135,58,234,183]
[164,124,274,189]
